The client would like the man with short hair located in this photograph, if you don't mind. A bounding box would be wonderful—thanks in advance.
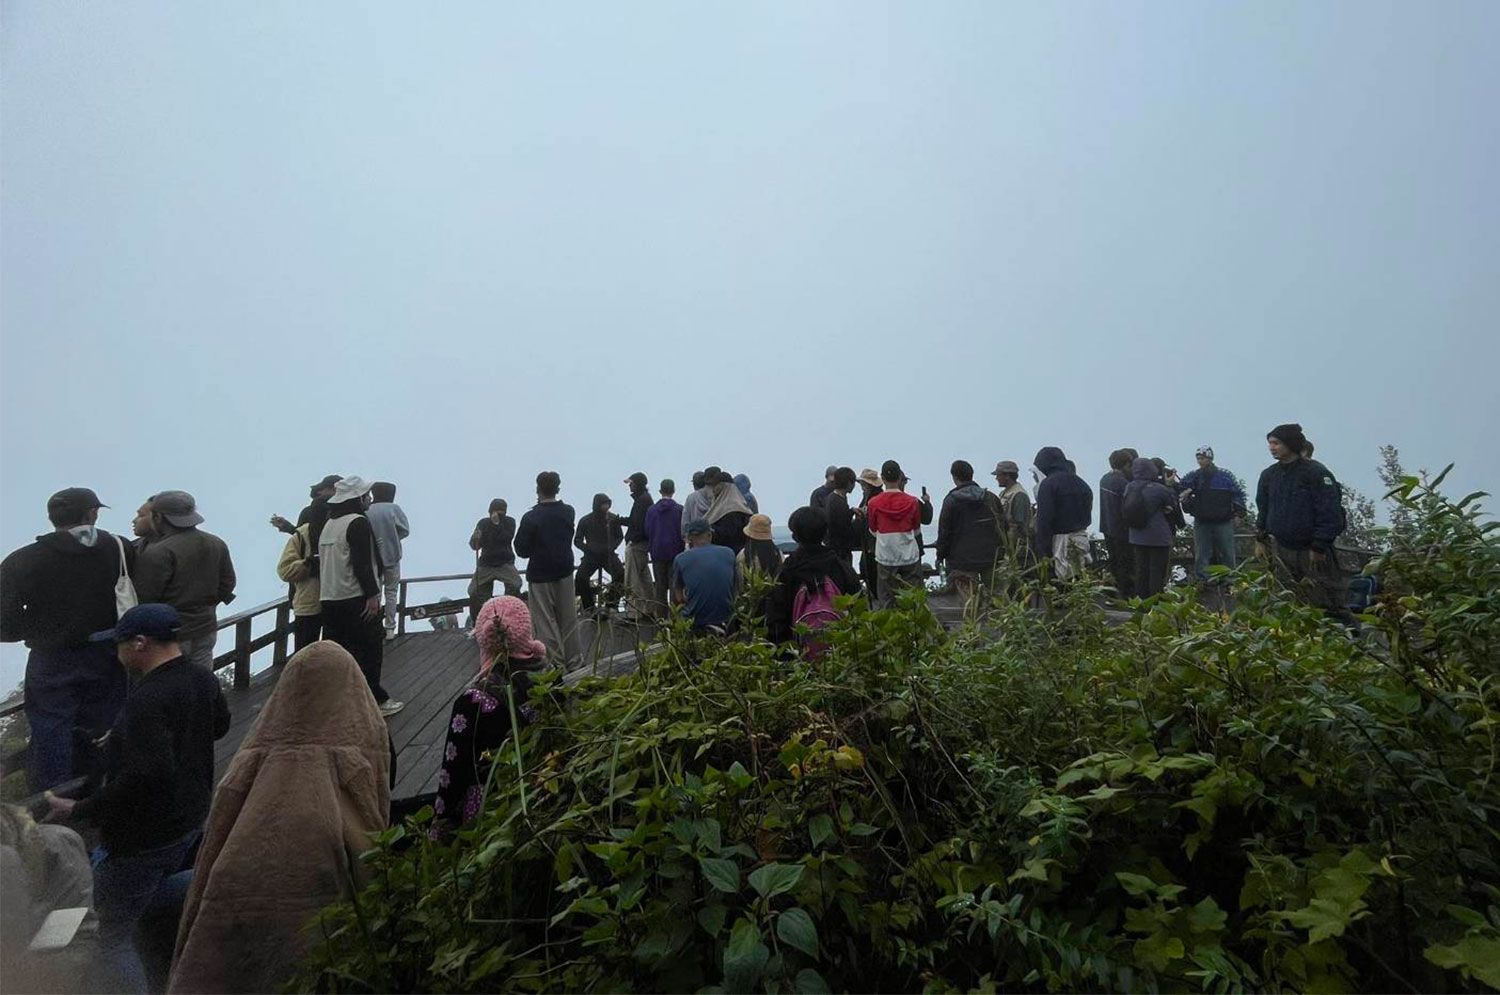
[809,465,839,511]
[824,467,863,567]
[468,499,523,627]
[366,482,410,638]
[644,479,685,619]
[1032,448,1094,581]
[1098,449,1139,598]
[621,472,655,621]
[935,460,1001,602]
[1178,446,1247,583]
[865,460,934,608]
[46,603,230,994]
[318,477,402,715]
[1,488,135,791]
[515,471,580,668]
[671,521,737,632]
[133,491,236,671]
[1256,423,1351,622]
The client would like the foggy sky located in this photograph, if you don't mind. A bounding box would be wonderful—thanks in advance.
[3,1,1497,689]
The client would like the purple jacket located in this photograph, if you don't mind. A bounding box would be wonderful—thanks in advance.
[644,498,685,564]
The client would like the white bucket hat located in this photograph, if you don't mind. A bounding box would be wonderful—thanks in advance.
[330,476,373,503]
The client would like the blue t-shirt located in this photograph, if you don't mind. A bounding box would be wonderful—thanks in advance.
[670,544,736,627]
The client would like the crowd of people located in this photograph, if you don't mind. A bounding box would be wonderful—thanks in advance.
[0,422,1356,991]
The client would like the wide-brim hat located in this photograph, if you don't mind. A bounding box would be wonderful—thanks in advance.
[992,460,1020,477]
[331,476,374,503]
[743,514,773,541]
[857,468,882,489]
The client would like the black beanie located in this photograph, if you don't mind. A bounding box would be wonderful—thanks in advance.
[1268,423,1306,453]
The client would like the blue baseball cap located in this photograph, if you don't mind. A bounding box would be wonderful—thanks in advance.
[91,603,182,643]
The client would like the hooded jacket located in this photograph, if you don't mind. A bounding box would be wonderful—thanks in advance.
[623,487,652,545]
[1033,448,1094,556]
[644,498,685,563]
[169,643,389,995]
[574,494,624,559]
[936,482,1001,573]
[1177,466,1247,524]
[1098,469,1131,540]
[1256,458,1344,552]
[0,530,134,649]
[1124,458,1181,548]
[275,526,321,617]
[733,474,759,515]
[515,500,576,583]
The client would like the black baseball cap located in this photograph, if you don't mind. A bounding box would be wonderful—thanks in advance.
[625,472,648,488]
[47,487,107,518]
[310,474,342,490]
[91,603,182,643]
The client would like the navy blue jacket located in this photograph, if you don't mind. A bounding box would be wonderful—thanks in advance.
[514,501,576,583]
[1033,448,1093,556]
[1177,466,1247,524]
[1098,470,1130,540]
[1255,458,1343,552]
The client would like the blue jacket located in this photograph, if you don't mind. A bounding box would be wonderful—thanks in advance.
[1098,469,1130,540]
[1176,466,1246,524]
[514,500,576,583]
[1256,458,1344,552]
[1033,447,1093,555]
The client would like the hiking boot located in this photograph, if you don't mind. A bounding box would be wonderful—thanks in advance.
[378,699,406,718]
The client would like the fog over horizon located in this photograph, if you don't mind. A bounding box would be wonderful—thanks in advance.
[3,2,1497,690]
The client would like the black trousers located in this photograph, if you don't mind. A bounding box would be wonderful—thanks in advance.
[292,613,322,652]
[1105,536,1136,598]
[575,553,624,610]
[321,598,388,703]
[1132,545,1170,598]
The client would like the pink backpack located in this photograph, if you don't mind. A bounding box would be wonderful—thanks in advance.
[791,576,843,660]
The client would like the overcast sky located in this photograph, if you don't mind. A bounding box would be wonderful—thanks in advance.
[3,2,1497,690]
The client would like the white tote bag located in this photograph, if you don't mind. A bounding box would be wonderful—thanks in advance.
[114,534,138,618]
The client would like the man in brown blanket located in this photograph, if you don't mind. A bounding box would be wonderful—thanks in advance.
[168,641,390,994]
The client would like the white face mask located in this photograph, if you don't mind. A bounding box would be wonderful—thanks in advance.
[68,524,99,547]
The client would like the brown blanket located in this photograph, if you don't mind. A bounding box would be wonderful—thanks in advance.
[168,641,390,994]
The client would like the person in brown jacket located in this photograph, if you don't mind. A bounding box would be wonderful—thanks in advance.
[168,642,390,995]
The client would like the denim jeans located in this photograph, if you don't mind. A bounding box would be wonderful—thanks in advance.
[24,644,127,792]
[1193,519,1237,581]
[92,829,201,994]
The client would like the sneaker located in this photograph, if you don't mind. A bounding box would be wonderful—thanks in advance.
[378,699,406,718]
[384,628,398,641]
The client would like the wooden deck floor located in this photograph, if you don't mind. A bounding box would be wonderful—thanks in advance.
[213,616,657,800]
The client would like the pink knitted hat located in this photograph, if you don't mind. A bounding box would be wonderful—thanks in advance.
[474,596,546,674]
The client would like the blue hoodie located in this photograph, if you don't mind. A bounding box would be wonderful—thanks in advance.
[1124,458,1180,548]
[1033,447,1093,556]
[733,474,759,515]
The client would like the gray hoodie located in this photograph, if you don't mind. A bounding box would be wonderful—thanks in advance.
[1124,458,1180,548]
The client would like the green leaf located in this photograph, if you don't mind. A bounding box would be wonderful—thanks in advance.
[724,919,771,992]
[1425,936,1500,989]
[808,814,834,850]
[1115,872,1158,897]
[1133,932,1185,972]
[795,967,832,993]
[700,856,741,894]
[749,862,805,899]
[727,760,754,790]
[848,822,880,837]
[1009,857,1054,883]
[1286,897,1363,944]
[776,907,819,958]
[1187,897,1227,934]
[698,902,728,937]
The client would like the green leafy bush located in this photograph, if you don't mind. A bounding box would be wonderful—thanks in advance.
[293,473,1500,993]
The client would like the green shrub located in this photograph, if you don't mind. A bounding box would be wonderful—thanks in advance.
[293,473,1500,993]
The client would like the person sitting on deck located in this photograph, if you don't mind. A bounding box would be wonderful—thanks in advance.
[44,604,230,995]
[573,492,626,615]
[430,597,543,837]
[767,507,861,646]
[468,498,522,628]
[671,521,737,634]
[168,641,390,995]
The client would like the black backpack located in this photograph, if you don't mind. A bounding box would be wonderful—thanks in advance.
[1122,486,1150,530]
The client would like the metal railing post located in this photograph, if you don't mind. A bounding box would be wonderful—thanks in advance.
[397,580,407,636]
